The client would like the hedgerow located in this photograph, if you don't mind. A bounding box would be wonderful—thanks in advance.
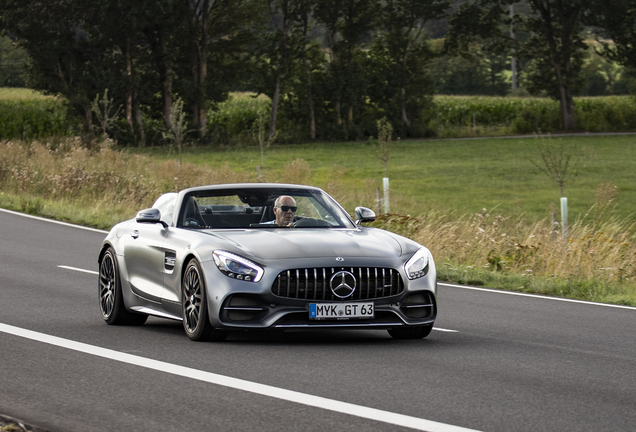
[2,89,636,143]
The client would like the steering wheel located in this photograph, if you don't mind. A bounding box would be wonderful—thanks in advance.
[291,218,331,228]
[183,218,200,228]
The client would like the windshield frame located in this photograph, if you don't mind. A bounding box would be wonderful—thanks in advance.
[176,186,356,229]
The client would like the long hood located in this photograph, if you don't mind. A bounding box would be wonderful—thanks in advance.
[201,228,407,261]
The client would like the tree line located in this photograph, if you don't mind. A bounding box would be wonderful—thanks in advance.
[1,0,636,145]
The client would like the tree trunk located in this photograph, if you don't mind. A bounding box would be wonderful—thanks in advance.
[159,32,173,128]
[197,0,209,139]
[301,14,315,140]
[269,71,281,139]
[400,87,410,127]
[400,35,413,131]
[269,7,291,140]
[191,29,200,132]
[133,82,145,147]
[125,37,133,131]
[84,105,93,134]
[305,61,315,140]
[554,62,575,131]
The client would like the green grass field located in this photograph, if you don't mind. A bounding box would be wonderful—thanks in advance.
[133,134,636,223]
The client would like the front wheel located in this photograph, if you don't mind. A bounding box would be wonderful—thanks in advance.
[388,324,433,340]
[182,259,229,342]
[98,248,147,326]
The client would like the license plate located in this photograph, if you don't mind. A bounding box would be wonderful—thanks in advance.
[309,302,374,320]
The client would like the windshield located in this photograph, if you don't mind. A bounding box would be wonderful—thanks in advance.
[177,187,355,229]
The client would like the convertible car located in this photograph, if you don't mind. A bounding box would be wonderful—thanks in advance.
[98,183,437,341]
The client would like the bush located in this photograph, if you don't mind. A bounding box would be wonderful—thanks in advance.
[5,88,636,145]
[431,95,636,136]
[207,93,271,146]
[0,89,76,139]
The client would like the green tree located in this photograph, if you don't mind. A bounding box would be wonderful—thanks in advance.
[314,0,379,136]
[447,0,590,131]
[586,0,636,71]
[428,41,510,96]
[370,0,448,136]
[0,0,101,131]
[251,0,313,139]
[186,0,262,141]
[137,1,189,129]
[0,36,28,87]
[85,0,155,145]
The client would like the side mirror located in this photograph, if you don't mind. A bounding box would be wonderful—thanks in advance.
[136,208,167,228]
[355,206,376,225]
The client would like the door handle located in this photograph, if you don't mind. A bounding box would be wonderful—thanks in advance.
[131,230,139,239]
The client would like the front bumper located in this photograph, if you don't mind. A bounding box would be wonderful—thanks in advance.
[201,257,437,330]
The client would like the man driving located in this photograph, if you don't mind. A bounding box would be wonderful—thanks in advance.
[272,195,297,227]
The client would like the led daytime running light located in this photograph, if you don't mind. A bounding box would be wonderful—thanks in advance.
[213,250,264,282]
[405,248,430,280]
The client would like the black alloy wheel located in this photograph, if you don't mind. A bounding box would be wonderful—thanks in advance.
[182,259,229,341]
[98,248,147,325]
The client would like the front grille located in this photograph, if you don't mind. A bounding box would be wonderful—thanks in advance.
[271,267,404,301]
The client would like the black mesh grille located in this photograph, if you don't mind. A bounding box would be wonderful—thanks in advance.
[271,267,404,300]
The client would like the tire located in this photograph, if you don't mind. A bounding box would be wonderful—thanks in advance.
[182,259,229,342]
[387,324,433,340]
[98,248,148,326]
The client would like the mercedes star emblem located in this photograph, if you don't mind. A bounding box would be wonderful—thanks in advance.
[330,271,357,298]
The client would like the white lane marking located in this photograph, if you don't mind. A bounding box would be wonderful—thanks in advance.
[0,208,108,234]
[58,265,98,275]
[439,282,636,311]
[0,323,481,432]
[433,327,458,333]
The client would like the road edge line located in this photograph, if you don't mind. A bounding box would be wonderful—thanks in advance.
[438,282,636,311]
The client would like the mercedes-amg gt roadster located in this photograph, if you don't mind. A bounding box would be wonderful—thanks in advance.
[98,183,437,341]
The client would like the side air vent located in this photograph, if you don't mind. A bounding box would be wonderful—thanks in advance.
[164,251,176,271]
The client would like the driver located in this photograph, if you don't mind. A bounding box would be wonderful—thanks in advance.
[269,195,297,227]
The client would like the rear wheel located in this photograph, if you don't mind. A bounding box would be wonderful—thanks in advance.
[98,248,147,326]
[182,259,229,342]
[388,324,433,340]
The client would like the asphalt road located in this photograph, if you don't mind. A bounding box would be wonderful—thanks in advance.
[1,208,635,432]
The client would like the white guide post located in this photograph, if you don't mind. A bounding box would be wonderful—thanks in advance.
[560,197,568,238]
[383,177,390,214]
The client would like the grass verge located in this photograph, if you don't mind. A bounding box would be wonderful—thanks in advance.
[1,136,634,305]
[0,415,44,432]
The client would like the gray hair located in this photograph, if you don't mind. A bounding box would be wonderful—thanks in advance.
[274,195,294,207]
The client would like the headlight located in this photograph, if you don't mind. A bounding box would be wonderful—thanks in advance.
[213,250,264,282]
[404,248,430,280]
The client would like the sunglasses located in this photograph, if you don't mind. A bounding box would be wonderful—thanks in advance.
[277,205,297,212]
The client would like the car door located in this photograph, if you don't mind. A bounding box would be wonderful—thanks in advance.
[123,222,167,302]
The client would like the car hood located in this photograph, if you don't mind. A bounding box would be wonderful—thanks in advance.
[201,228,409,261]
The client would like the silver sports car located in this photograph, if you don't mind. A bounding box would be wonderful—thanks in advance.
[98,183,437,341]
